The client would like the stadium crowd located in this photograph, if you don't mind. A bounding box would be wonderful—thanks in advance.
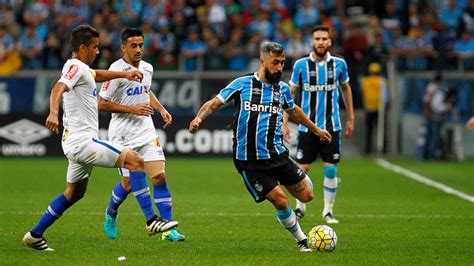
[1,0,474,74]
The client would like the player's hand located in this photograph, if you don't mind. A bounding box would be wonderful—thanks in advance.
[161,110,173,129]
[188,117,202,134]
[124,70,143,82]
[345,119,354,139]
[316,128,332,143]
[131,104,154,116]
[282,124,291,143]
[45,113,59,133]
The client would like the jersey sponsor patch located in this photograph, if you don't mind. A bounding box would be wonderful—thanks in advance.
[64,64,79,80]
[102,81,110,91]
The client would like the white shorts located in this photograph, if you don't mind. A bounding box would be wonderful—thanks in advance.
[65,138,124,183]
[118,139,165,177]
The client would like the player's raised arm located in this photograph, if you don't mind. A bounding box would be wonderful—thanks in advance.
[45,82,69,133]
[341,82,355,138]
[94,69,143,82]
[285,105,332,143]
[150,91,172,129]
[188,97,223,134]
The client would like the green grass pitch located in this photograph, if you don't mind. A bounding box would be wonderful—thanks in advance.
[1,157,473,265]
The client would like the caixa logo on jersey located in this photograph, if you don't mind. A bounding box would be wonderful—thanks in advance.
[0,119,51,156]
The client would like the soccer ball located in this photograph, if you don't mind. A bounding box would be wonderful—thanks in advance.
[307,225,337,252]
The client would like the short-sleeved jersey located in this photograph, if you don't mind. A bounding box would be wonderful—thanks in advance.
[58,58,99,154]
[217,73,295,161]
[289,52,349,132]
[99,58,156,147]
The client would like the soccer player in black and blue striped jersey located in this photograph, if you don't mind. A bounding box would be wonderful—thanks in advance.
[189,42,332,252]
[283,25,355,224]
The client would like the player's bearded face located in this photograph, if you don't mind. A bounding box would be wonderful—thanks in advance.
[311,31,331,57]
[264,66,282,84]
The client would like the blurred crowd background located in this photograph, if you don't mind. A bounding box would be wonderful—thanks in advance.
[2,0,474,74]
[1,0,473,160]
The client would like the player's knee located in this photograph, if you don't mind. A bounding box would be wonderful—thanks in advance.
[299,189,313,203]
[150,172,166,185]
[125,151,145,171]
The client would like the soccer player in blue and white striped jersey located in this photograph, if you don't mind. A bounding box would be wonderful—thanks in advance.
[189,42,332,252]
[283,25,355,224]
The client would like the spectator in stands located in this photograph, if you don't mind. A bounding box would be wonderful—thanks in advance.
[17,23,43,69]
[0,24,22,75]
[224,27,248,71]
[42,31,62,69]
[293,1,320,29]
[439,0,463,31]
[423,73,450,160]
[286,29,311,66]
[154,24,178,70]
[460,0,474,34]
[367,32,389,73]
[180,27,206,71]
[453,30,474,70]
[404,26,435,70]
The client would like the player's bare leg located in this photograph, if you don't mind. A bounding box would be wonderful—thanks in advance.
[294,163,312,219]
[266,186,311,252]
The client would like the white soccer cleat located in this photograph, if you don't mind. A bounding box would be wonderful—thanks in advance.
[146,218,178,236]
[22,232,54,251]
[323,212,339,224]
[297,239,312,252]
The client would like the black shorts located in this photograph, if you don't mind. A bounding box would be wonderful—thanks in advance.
[233,153,306,203]
[295,131,341,164]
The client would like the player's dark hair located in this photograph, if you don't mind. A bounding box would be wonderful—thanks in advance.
[260,41,285,57]
[70,25,100,52]
[121,28,144,44]
[311,25,330,35]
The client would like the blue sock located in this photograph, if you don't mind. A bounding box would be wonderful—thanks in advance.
[129,171,156,222]
[31,194,72,237]
[154,182,172,221]
[106,183,130,217]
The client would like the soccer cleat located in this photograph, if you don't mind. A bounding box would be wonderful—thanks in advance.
[22,232,54,251]
[103,213,117,239]
[297,239,312,252]
[146,218,178,236]
[323,212,339,224]
[162,227,186,241]
[294,208,305,220]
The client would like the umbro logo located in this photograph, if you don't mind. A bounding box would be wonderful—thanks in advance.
[0,119,51,144]
[252,87,261,95]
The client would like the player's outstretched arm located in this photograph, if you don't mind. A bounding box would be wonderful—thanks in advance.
[189,97,223,134]
[94,69,143,82]
[98,96,153,116]
[341,82,355,138]
[45,82,69,133]
[150,91,172,129]
[285,106,332,143]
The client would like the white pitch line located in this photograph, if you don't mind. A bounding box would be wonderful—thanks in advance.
[0,211,472,219]
[376,158,474,203]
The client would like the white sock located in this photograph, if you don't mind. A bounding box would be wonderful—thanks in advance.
[276,208,306,241]
[323,176,337,215]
